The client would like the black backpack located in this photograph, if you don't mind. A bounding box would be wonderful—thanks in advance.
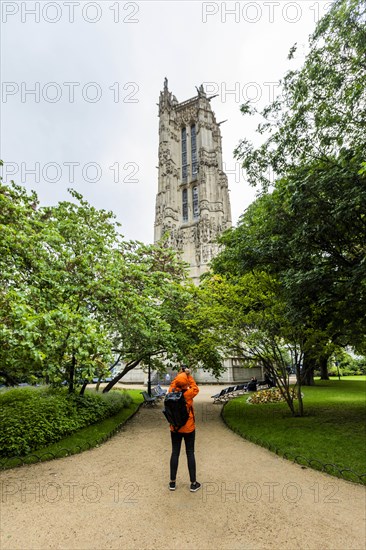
[162,391,189,431]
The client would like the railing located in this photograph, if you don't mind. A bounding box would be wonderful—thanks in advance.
[175,96,198,109]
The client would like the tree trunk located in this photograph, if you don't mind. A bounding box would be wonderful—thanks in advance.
[275,377,296,416]
[301,352,315,386]
[296,381,304,416]
[319,355,329,380]
[69,353,76,393]
[79,381,88,396]
[302,367,314,386]
[102,358,142,393]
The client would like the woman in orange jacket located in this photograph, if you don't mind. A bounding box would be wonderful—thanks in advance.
[168,366,201,492]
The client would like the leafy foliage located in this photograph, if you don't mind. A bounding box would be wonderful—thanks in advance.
[189,273,306,414]
[328,350,366,376]
[236,0,366,189]
[211,0,366,387]
[0,387,132,457]
[0,164,223,392]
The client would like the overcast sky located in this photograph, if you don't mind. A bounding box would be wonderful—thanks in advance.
[1,1,331,242]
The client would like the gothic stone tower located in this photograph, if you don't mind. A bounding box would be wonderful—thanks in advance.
[154,79,232,284]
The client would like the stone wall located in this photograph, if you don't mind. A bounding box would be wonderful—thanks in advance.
[118,360,264,386]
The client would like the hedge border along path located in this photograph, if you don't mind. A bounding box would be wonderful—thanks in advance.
[0,391,144,470]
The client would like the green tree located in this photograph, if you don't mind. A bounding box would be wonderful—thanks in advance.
[237,0,365,189]
[103,242,224,392]
[189,273,306,415]
[0,172,47,385]
[0,175,223,392]
[0,181,124,391]
[216,0,366,383]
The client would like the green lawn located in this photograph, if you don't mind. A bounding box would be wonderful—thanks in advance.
[0,389,143,470]
[223,378,366,483]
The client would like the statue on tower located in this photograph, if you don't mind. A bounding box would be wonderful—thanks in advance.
[195,84,207,98]
[160,77,178,110]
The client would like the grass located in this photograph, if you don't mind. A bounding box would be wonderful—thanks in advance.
[222,377,366,483]
[0,389,143,470]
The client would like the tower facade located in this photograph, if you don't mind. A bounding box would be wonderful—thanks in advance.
[117,82,263,384]
[154,79,232,283]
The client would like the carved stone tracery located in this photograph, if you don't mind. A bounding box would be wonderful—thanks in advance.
[175,106,198,127]
[155,81,232,284]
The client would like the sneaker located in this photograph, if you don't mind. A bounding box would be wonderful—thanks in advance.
[190,482,201,492]
[169,481,176,491]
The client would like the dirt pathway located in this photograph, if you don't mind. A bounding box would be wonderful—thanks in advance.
[1,386,365,550]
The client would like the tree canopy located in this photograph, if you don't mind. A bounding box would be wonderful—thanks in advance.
[0,172,223,392]
[187,271,306,414]
[211,0,366,383]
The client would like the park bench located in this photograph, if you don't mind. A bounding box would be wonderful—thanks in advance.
[211,382,260,404]
[157,384,167,397]
[211,385,238,404]
[225,386,237,398]
[256,379,276,390]
[140,391,157,406]
[151,385,167,400]
[211,388,228,404]
[233,383,247,395]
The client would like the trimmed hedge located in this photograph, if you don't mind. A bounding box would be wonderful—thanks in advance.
[0,386,132,457]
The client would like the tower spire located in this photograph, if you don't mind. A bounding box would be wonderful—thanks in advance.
[159,77,177,113]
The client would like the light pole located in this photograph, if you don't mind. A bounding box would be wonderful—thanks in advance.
[335,361,341,381]
[148,355,152,396]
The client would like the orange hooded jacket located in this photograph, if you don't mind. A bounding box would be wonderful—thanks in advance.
[168,372,199,433]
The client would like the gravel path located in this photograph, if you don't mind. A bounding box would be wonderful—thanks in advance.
[1,386,365,550]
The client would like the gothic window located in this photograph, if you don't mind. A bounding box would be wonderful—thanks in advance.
[192,186,199,219]
[191,124,198,178]
[181,127,188,183]
[182,188,188,222]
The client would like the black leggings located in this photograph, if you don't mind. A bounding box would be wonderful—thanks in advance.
[170,430,196,483]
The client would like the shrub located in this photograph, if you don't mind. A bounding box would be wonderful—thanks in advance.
[0,387,132,457]
[330,353,366,376]
[341,368,360,376]
[328,366,342,376]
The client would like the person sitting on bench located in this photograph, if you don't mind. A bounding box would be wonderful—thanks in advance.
[264,372,276,388]
[246,377,257,391]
